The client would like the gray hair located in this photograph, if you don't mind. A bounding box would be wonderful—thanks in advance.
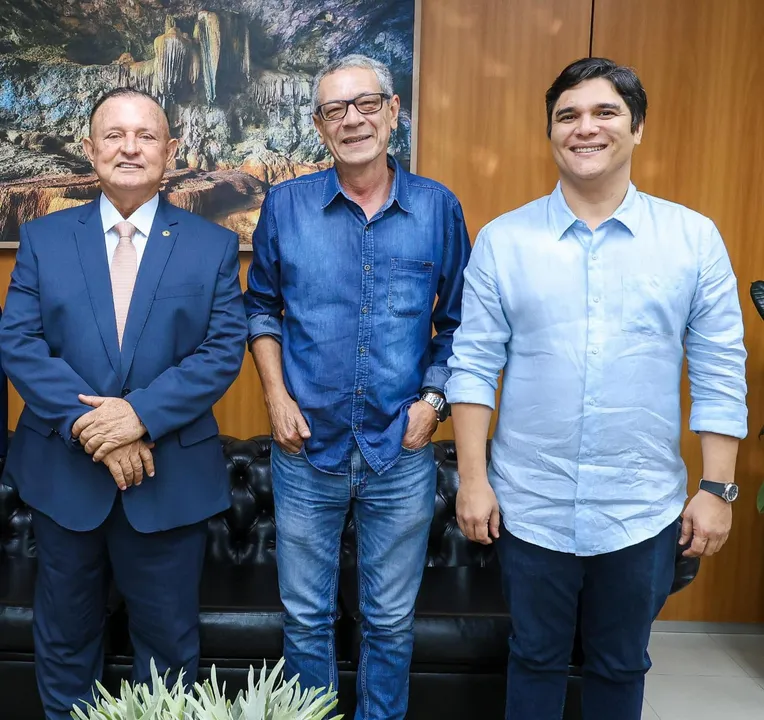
[311,54,394,112]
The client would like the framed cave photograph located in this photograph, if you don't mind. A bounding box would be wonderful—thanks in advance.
[0,0,420,249]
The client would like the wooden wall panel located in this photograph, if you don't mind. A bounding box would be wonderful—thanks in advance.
[416,0,592,236]
[592,0,764,622]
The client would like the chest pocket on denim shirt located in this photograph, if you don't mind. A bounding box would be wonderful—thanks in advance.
[388,258,434,318]
[621,274,680,336]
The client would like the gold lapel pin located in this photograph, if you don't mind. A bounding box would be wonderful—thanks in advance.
[162,230,171,236]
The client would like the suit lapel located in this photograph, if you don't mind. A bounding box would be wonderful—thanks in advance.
[75,198,121,376]
[120,197,179,380]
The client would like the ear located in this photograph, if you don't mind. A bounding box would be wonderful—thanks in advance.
[165,137,178,166]
[312,113,325,144]
[389,94,401,131]
[633,122,644,146]
[82,136,95,164]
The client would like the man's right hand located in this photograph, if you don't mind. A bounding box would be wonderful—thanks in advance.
[456,477,501,545]
[266,393,311,454]
[101,440,155,491]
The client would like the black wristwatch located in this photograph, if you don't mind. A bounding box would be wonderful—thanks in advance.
[420,388,450,422]
[699,479,739,503]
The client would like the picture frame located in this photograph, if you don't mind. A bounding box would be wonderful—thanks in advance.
[0,0,421,250]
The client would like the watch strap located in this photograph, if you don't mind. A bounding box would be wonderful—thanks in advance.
[699,479,738,503]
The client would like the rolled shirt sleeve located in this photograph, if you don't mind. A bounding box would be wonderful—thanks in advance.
[423,198,472,393]
[244,191,284,345]
[686,221,748,439]
[445,226,511,409]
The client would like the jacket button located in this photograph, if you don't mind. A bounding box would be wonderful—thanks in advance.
[121,388,131,397]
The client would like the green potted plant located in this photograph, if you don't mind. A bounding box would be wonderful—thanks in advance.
[71,658,341,720]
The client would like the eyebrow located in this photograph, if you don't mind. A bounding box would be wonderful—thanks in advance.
[555,102,622,118]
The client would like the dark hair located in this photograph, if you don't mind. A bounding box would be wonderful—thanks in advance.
[545,57,647,138]
[88,87,169,133]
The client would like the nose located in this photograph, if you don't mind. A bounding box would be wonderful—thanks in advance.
[121,132,139,154]
[576,113,599,137]
[343,103,365,126]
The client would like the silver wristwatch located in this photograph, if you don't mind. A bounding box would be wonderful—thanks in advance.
[420,390,450,422]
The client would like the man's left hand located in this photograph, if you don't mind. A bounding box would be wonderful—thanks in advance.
[72,395,146,461]
[402,400,438,450]
[680,490,733,557]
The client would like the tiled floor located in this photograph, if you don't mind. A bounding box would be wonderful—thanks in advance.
[643,632,764,719]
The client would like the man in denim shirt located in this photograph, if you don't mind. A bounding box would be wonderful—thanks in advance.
[447,58,747,720]
[244,54,470,719]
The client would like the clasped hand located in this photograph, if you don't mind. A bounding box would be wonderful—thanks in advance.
[72,395,153,490]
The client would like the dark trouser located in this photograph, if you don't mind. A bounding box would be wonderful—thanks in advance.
[496,519,679,720]
[31,495,207,720]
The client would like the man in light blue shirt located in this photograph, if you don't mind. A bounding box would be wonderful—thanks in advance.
[446,57,747,720]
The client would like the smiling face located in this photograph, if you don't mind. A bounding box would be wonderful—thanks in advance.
[83,94,177,211]
[550,77,643,187]
[312,66,400,170]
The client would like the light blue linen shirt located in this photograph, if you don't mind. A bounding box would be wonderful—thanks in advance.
[445,183,747,556]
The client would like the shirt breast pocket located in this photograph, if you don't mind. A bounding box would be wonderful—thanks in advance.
[388,258,434,318]
[621,274,680,336]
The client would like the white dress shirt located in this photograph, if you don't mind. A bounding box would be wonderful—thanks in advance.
[99,193,159,269]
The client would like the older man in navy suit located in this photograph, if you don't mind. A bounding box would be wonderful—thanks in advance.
[0,87,246,719]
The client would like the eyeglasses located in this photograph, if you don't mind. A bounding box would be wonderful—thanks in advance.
[315,92,391,122]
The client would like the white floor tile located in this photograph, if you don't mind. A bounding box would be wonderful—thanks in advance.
[710,634,764,678]
[641,699,659,720]
[645,675,764,720]
[647,632,747,677]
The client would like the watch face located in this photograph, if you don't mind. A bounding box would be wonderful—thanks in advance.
[724,484,739,502]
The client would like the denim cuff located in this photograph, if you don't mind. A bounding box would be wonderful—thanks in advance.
[421,365,451,394]
[247,314,283,346]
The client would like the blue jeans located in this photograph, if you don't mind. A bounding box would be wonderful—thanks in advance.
[496,519,679,720]
[271,441,436,720]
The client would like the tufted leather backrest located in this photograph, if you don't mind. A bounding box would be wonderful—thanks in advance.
[0,436,698,590]
[202,437,495,569]
[0,437,495,569]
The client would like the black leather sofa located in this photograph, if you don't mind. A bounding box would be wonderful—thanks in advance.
[0,436,699,720]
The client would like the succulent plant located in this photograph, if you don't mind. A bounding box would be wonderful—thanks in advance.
[70,658,341,720]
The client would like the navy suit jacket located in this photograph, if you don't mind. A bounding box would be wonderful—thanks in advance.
[0,196,247,532]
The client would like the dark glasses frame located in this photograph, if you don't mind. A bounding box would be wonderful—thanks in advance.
[315,92,391,122]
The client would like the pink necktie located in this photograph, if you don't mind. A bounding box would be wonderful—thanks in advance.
[111,221,138,348]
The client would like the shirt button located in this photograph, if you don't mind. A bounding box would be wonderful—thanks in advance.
[364,264,371,271]
[361,307,368,314]
[592,348,599,355]
[579,498,588,505]
[592,254,599,261]
[593,297,600,303]
[359,347,365,354]
[356,388,363,395]
[354,424,359,431]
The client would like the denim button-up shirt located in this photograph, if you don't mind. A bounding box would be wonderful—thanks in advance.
[245,157,471,474]
[446,183,747,556]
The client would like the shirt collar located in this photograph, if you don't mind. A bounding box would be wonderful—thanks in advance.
[99,192,159,238]
[321,154,412,214]
[548,181,641,240]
